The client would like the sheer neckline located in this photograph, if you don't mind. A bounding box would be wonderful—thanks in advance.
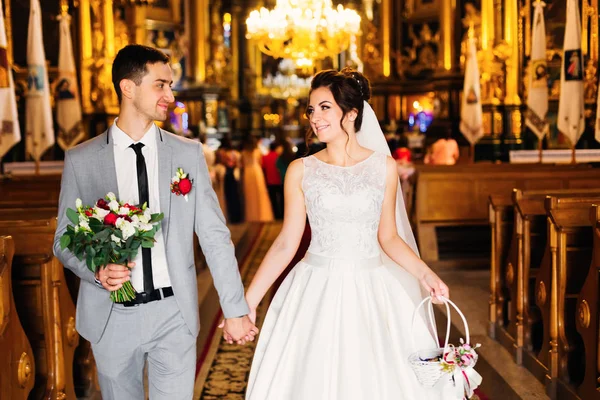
[310,151,376,169]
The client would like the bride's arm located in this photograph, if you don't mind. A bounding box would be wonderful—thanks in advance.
[245,158,307,311]
[377,156,450,299]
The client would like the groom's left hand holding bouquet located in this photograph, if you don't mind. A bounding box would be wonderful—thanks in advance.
[95,260,135,293]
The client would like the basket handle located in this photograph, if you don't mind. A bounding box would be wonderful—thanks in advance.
[411,296,471,352]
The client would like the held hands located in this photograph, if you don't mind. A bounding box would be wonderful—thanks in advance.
[419,270,450,304]
[96,262,134,292]
[218,314,259,345]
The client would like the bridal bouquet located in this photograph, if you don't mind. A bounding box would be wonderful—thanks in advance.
[59,192,164,303]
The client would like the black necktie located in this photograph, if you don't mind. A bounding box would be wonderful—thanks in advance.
[130,143,154,293]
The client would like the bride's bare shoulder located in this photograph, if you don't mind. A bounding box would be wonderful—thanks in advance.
[284,158,305,183]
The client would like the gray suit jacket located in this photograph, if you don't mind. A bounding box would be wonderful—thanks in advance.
[53,128,249,343]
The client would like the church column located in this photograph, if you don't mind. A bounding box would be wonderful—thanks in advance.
[381,0,390,77]
[79,0,94,113]
[481,0,494,51]
[190,0,209,82]
[502,0,523,151]
[103,0,115,57]
[3,0,13,63]
[129,6,147,46]
[438,0,458,72]
[102,0,118,113]
[503,0,521,106]
[230,5,241,100]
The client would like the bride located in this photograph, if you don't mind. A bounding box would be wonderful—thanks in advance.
[242,68,450,399]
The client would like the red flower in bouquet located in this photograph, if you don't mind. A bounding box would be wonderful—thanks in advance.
[60,192,164,303]
[170,167,193,201]
[104,212,118,226]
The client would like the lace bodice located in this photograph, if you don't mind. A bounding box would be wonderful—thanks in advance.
[302,152,387,259]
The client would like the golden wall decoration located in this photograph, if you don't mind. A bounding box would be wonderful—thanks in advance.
[363,22,383,80]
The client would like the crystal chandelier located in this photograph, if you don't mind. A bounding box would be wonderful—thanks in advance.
[246,0,362,64]
[263,60,313,99]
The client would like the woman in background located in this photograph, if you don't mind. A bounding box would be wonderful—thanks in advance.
[241,136,274,222]
[218,137,243,223]
[276,138,296,183]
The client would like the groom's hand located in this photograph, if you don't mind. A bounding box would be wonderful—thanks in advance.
[221,316,259,345]
[96,262,134,292]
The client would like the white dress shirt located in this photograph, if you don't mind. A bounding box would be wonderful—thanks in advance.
[111,120,172,291]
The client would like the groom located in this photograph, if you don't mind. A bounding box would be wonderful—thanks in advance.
[53,44,257,399]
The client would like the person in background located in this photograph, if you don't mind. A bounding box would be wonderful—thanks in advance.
[276,138,296,183]
[386,132,399,156]
[424,130,459,165]
[241,135,274,222]
[262,141,284,219]
[213,145,228,217]
[199,131,216,184]
[394,134,412,165]
[218,136,243,223]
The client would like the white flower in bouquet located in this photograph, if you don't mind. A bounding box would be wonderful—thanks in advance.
[93,207,110,220]
[106,192,117,201]
[116,218,136,239]
[76,198,83,210]
[111,234,122,244]
[118,206,131,216]
[79,219,91,232]
[109,200,120,212]
[137,222,153,232]
[139,212,151,224]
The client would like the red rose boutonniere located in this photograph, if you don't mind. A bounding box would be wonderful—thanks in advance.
[171,167,193,201]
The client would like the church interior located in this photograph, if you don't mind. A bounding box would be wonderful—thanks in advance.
[1,0,600,398]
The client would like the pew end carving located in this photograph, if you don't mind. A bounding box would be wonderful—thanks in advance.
[538,196,600,399]
[0,235,35,399]
[0,216,78,400]
[573,205,600,400]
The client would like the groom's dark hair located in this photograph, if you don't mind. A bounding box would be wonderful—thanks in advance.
[112,44,170,103]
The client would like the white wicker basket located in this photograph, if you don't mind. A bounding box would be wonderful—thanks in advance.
[408,295,475,388]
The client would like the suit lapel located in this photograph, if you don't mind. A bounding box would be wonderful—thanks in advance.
[157,129,172,242]
[97,130,119,200]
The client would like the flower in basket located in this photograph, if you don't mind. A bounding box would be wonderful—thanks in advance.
[440,338,482,399]
[170,167,193,201]
[440,338,481,373]
[59,192,164,303]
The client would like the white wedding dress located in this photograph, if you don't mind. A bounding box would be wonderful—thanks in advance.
[246,152,447,400]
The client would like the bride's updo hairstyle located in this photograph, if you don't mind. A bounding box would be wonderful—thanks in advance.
[305,67,371,146]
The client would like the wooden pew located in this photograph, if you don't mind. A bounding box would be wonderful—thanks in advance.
[574,205,600,400]
[0,175,61,209]
[0,210,101,399]
[416,164,600,267]
[490,189,600,364]
[535,196,600,399]
[0,236,35,399]
[0,215,78,400]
